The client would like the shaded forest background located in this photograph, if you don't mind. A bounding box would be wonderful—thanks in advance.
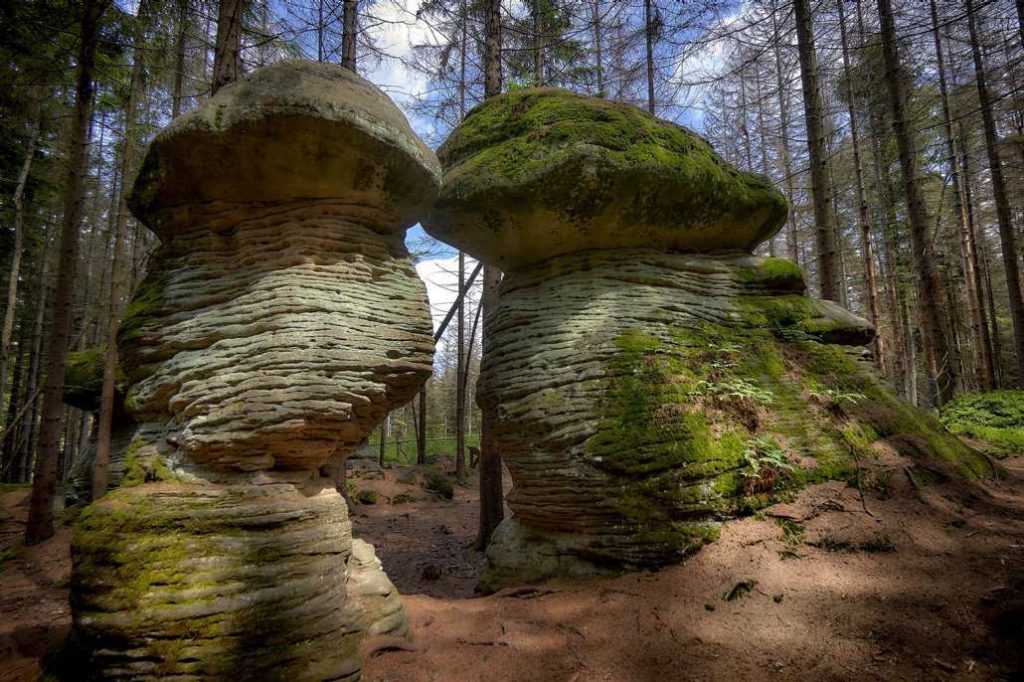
[1,0,1022,511]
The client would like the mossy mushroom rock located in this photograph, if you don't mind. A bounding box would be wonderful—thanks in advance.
[423,93,988,591]
[425,88,788,270]
[70,60,435,679]
[71,477,362,680]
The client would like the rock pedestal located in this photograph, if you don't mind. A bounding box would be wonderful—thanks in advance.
[424,88,988,590]
[69,60,437,678]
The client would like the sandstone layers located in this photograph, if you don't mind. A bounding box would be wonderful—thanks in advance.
[424,89,988,590]
[70,61,436,679]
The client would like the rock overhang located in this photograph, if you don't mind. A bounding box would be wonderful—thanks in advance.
[424,87,790,270]
[128,60,442,234]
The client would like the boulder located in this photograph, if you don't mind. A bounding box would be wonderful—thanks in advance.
[70,60,435,679]
[423,88,989,591]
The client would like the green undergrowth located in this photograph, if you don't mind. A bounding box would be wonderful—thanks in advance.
[585,320,990,565]
[941,390,1024,456]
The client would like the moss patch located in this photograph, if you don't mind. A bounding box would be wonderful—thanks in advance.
[429,88,789,264]
[941,390,1024,456]
[582,320,989,565]
[64,347,126,412]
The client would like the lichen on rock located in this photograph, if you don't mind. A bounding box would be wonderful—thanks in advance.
[423,88,989,592]
[69,60,436,679]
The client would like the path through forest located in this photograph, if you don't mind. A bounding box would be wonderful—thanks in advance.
[1,456,1023,681]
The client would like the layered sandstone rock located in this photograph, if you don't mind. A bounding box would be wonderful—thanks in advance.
[424,89,988,590]
[70,60,436,679]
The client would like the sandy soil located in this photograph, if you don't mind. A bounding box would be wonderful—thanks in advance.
[2,455,1023,682]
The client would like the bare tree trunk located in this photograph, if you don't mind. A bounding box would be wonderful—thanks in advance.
[877,0,957,405]
[592,0,604,96]
[172,0,189,117]
[317,0,325,62]
[21,231,51,483]
[378,417,386,467]
[455,252,466,479]
[770,0,798,265]
[980,244,1004,385]
[794,0,840,301]
[837,0,884,371]
[0,110,40,426]
[966,0,1024,379]
[930,0,992,389]
[95,0,150,500]
[959,122,997,387]
[416,387,426,465]
[533,0,544,86]
[342,0,357,72]
[26,0,109,545]
[212,0,247,95]
[643,0,655,115]
[753,77,776,257]
[477,0,504,550]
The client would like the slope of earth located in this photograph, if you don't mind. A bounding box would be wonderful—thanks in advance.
[1,457,1023,681]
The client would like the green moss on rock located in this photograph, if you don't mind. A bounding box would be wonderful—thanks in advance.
[580,321,990,564]
[63,347,127,412]
[425,88,789,269]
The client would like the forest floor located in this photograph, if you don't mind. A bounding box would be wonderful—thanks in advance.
[1,454,1023,681]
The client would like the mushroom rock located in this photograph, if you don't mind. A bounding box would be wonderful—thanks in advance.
[423,88,989,591]
[69,60,437,679]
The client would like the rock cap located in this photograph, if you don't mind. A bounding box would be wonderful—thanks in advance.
[129,60,441,232]
[424,88,789,270]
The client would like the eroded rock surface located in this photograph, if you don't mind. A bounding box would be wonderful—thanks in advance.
[70,60,436,679]
[423,88,988,590]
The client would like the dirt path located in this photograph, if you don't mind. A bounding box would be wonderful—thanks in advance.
[2,458,1022,681]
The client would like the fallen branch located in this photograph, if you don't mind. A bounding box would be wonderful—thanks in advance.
[457,638,510,647]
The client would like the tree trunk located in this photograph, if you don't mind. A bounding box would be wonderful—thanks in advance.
[592,0,604,96]
[416,387,426,465]
[95,0,150,500]
[966,0,1024,379]
[26,0,109,545]
[378,417,386,467]
[0,110,40,427]
[212,0,247,95]
[455,252,466,479]
[342,0,357,72]
[477,0,504,550]
[21,231,51,483]
[533,0,544,86]
[959,122,997,387]
[317,0,324,62]
[837,0,884,371]
[643,0,655,115]
[770,0,798,265]
[930,0,992,389]
[793,0,840,301]
[172,0,189,117]
[877,0,957,406]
